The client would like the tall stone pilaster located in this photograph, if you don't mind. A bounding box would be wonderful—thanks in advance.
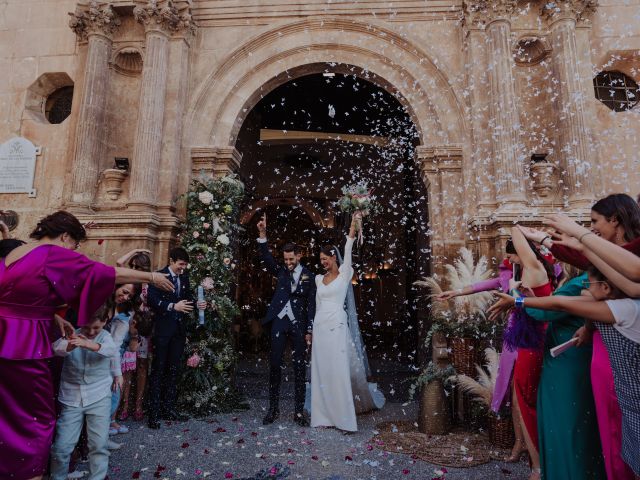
[68,1,120,212]
[129,0,196,210]
[416,146,465,276]
[465,0,527,210]
[543,0,597,208]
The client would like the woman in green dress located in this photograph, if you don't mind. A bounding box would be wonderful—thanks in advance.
[525,271,605,480]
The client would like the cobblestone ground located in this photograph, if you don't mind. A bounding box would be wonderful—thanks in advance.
[106,358,529,480]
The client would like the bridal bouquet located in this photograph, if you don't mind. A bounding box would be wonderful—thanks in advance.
[338,183,377,244]
[338,183,376,216]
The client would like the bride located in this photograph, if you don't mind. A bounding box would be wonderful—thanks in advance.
[309,214,385,431]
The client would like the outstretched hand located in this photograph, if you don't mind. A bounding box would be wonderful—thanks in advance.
[551,231,584,252]
[487,292,515,322]
[436,290,457,301]
[517,225,548,244]
[543,213,589,238]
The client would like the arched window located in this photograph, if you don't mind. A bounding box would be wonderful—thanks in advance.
[45,86,74,124]
[593,71,639,112]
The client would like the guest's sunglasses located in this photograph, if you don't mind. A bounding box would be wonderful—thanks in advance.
[581,280,608,288]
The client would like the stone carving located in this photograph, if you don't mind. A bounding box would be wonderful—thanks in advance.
[529,155,556,197]
[101,168,128,201]
[512,36,552,66]
[463,0,517,27]
[69,1,121,40]
[113,48,144,76]
[133,0,197,36]
[541,0,598,24]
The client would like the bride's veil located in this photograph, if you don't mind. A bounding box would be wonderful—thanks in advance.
[333,245,372,377]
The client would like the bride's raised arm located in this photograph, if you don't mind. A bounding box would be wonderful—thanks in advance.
[341,214,360,278]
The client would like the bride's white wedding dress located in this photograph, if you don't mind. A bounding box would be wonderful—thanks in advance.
[310,236,385,431]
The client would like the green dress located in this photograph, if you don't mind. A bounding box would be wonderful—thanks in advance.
[526,274,605,480]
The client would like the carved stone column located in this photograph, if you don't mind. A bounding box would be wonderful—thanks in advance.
[129,0,193,210]
[68,1,120,212]
[466,0,527,209]
[416,146,465,276]
[543,0,597,208]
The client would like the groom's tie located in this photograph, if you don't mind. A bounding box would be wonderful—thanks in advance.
[289,270,296,293]
[171,274,179,294]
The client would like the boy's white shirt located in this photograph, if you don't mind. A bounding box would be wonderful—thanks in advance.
[53,330,120,408]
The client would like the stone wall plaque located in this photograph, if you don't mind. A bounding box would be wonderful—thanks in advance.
[0,137,38,196]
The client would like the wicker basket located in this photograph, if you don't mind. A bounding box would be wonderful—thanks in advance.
[450,337,478,377]
[488,413,514,449]
[418,380,451,435]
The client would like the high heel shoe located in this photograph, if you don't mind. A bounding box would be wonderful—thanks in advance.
[504,446,527,463]
[528,467,541,480]
[134,409,144,421]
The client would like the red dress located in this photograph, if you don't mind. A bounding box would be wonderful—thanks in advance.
[514,282,553,450]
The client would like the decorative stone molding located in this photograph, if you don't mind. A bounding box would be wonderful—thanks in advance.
[463,0,517,28]
[513,36,552,66]
[133,0,197,36]
[541,0,598,25]
[416,145,463,177]
[69,1,121,40]
[191,146,242,179]
[101,168,128,201]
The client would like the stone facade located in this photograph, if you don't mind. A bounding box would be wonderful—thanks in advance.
[1,0,639,268]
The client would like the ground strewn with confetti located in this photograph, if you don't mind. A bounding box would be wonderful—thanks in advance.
[107,368,529,480]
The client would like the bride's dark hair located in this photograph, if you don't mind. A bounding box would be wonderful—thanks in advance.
[320,245,337,259]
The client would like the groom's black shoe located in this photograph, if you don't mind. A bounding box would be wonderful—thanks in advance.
[293,412,309,427]
[263,409,279,425]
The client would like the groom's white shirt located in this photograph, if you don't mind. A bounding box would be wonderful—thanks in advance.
[257,237,302,321]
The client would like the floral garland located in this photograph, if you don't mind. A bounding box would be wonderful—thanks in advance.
[177,174,248,416]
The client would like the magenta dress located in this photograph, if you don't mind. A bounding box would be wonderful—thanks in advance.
[0,245,115,479]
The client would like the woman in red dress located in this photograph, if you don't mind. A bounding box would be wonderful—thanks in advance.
[503,226,556,480]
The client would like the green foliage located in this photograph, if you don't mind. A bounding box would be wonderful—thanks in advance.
[408,361,457,400]
[177,174,249,416]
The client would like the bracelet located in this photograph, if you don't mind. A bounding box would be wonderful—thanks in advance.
[579,231,593,243]
[150,272,156,284]
[515,297,525,308]
[540,235,552,246]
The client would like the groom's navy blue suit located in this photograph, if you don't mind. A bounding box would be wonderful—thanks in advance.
[258,240,316,414]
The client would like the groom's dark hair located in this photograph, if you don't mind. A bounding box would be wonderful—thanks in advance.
[282,243,301,254]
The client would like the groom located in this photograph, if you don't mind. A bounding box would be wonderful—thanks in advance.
[257,214,316,426]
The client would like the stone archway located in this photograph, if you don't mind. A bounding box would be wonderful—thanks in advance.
[183,17,469,271]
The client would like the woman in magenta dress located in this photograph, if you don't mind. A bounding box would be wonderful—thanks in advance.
[0,211,173,480]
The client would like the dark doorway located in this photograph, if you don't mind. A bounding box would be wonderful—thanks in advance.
[234,66,430,398]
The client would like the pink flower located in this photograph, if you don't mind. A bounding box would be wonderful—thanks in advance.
[223,257,231,265]
[187,353,201,368]
[203,223,210,229]
[193,231,200,238]
[201,277,215,290]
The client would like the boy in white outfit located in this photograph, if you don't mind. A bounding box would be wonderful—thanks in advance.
[49,305,121,480]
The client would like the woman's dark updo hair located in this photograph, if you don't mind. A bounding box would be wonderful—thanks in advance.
[129,252,151,272]
[320,245,337,258]
[30,210,86,243]
[592,193,640,242]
